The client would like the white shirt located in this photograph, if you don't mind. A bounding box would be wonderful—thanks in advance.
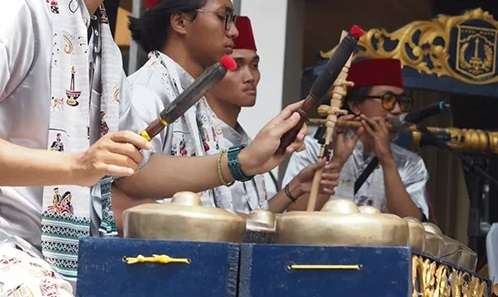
[0,0,53,249]
[283,135,430,218]
[0,0,140,249]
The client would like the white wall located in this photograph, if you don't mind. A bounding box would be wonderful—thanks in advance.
[237,0,304,183]
[238,0,289,138]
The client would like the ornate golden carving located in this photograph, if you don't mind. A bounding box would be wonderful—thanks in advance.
[435,265,451,297]
[451,270,464,297]
[413,256,421,297]
[322,8,498,85]
[414,127,498,155]
[412,255,489,297]
[423,258,439,297]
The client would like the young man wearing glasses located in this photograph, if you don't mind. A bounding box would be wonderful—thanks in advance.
[119,5,335,214]
[284,58,429,220]
[110,0,308,219]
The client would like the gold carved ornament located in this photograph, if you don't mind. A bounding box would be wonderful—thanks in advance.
[322,8,498,85]
[412,255,489,297]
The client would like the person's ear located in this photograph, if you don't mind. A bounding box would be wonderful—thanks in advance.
[170,13,191,35]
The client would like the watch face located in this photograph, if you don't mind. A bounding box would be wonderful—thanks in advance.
[227,145,252,182]
[229,145,243,153]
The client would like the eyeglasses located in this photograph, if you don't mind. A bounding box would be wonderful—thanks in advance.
[195,9,238,32]
[363,91,412,112]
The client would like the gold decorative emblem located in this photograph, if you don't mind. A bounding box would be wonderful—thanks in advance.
[321,8,498,85]
[456,25,497,79]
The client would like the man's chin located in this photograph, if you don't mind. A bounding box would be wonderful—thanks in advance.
[240,100,257,107]
[224,47,234,55]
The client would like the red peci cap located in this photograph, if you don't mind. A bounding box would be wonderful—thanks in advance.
[346,58,403,89]
[144,0,160,9]
[233,16,257,51]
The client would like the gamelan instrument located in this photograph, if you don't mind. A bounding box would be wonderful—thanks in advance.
[139,55,237,141]
[111,27,489,297]
[122,28,476,273]
[123,191,246,243]
[276,25,365,154]
[411,126,498,154]
[82,200,488,297]
[306,34,357,211]
[312,117,498,154]
[123,192,478,272]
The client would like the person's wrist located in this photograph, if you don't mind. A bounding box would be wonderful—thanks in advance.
[379,153,396,168]
[331,155,347,168]
[288,179,303,199]
[66,152,85,185]
[238,147,258,176]
[284,181,299,203]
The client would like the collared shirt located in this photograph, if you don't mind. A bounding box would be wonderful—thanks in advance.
[0,0,140,249]
[283,135,429,218]
[127,51,269,213]
[208,112,269,213]
[0,0,55,249]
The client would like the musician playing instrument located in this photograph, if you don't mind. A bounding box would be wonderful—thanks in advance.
[119,14,337,214]
[201,16,338,213]
[284,58,429,220]
[0,0,306,292]
[112,1,308,223]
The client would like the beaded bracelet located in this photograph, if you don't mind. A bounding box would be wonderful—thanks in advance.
[217,150,234,187]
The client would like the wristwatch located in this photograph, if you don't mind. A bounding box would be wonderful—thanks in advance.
[227,145,253,182]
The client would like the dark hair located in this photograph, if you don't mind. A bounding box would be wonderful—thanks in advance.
[344,86,372,108]
[129,0,207,53]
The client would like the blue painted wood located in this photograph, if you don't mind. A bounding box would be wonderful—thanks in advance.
[403,68,498,98]
[239,244,411,297]
[76,237,240,297]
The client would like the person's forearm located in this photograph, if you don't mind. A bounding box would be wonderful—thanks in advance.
[287,159,340,211]
[268,190,293,213]
[381,158,422,220]
[287,193,330,211]
[284,180,330,212]
[116,153,235,199]
[0,139,76,186]
[111,185,155,235]
[116,101,307,199]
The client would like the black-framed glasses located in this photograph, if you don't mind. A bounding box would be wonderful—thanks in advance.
[196,9,238,32]
[363,91,412,112]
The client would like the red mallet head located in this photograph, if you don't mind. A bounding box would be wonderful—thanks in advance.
[219,55,238,71]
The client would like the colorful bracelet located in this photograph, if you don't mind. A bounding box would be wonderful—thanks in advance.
[217,150,234,187]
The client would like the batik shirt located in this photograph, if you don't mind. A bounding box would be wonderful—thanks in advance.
[0,0,142,283]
